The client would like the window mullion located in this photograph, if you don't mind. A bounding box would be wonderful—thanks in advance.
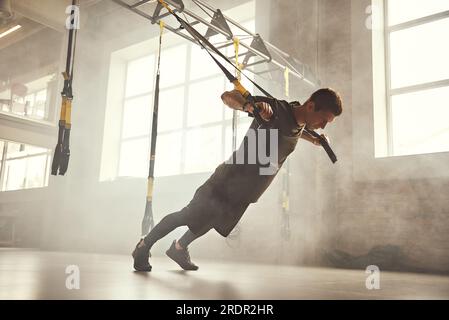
[390,79,449,96]
[0,141,8,191]
[6,152,50,161]
[180,44,192,175]
[385,0,394,156]
[44,151,51,187]
[23,156,29,189]
[389,10,449,32]
[221,76,228,161]
[117,59,130,179]
[124,90,154,101]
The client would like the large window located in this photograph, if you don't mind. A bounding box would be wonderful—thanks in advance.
[118,18,256,178]
[383,0,449,156]
[0,140,51,192]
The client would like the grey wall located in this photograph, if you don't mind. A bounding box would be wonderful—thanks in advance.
[333,0,449,274]
[1,0,449,274]
[261,0,449,274]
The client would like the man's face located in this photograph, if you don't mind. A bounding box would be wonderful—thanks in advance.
[304,102,336,130]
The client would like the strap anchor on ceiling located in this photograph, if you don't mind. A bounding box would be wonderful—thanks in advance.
[204,9,233,40]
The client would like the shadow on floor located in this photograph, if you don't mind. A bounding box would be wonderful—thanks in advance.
[322,245,448,275]
[132,269,240,299]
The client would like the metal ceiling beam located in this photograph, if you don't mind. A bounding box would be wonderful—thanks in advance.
[111,0,320,88]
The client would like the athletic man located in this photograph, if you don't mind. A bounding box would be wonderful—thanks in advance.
[132,88,343,271]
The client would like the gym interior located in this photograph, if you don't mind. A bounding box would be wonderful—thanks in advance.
[1,0,449,300]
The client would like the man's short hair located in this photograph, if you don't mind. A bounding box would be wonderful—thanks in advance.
[309,88,343,116]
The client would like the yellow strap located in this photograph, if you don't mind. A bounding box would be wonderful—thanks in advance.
[159,20,165,32]
[59,97,67,122]
[232,80,249,98]
[233,37,241,80]
[281,188,289,210]
[64,99,72,126]
[147,177,154,201]
[282,197,289,211]
[158,0,173,14]
[59,72,69,122]
[284,67,289,97]
[231,39,245,97]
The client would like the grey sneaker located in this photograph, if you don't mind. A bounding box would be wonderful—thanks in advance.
[166,240,199,271]
[132,239,152,272]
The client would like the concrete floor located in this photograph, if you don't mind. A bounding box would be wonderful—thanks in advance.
[1,248,449,300]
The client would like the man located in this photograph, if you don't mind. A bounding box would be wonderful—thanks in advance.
[132,88,343,271]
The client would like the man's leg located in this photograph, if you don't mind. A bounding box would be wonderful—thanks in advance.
[178,227,211,249]
[133,209,191,271]
[166,226,212,271]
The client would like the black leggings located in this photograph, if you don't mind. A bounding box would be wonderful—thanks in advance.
[143,210,211,250]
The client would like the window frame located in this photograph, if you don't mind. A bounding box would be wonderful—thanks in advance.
[384,1,449,155]
[0,139,51,192]
[117,22,255,178]
[351,0,449,182]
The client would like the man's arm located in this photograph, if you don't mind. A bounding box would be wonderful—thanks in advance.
[221,90,273,121]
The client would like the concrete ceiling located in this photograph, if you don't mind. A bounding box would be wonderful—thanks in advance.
[0,14,46,51]
[0,0,101,90]
[11,0,102,31]
[0,0,102,50]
